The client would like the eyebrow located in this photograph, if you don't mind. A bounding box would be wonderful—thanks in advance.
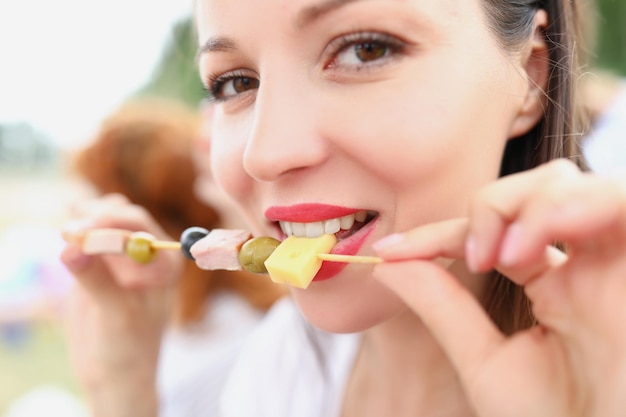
[296,0,364,28]
[197,36,238,59]
[197,0,365,58]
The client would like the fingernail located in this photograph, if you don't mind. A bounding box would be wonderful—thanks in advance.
[372,233,405,252]
[499,222,523,266]
[465,235,478,272]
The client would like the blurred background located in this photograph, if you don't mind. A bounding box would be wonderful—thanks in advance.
[0,1,203,415]
[0,0,623,415]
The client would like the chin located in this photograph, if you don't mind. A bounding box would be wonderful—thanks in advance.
[290,274,405,334]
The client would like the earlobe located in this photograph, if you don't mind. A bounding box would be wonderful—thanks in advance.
[509,10,550,138]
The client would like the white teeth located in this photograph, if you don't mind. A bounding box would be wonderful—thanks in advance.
[339,214,355,230]
[355,210,367,222]
[279,211,370,238]
[292,222,306,236]
[324,218,341,234]
[305,222,324,238]
[280,221,293,236]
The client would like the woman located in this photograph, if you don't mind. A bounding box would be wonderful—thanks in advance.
[62,0,626,416]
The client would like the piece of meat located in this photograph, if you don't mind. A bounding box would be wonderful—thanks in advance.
[190,229,252,271]
[81,229,130,255]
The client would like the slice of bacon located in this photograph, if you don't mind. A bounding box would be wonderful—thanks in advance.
[190,229,252,271]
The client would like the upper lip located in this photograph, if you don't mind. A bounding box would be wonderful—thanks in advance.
[265,203,364,223]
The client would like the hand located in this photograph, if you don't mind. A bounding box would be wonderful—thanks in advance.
[372,160,626,417]
[61,194,184,417]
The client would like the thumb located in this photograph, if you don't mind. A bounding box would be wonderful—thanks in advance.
[372,260,504,385]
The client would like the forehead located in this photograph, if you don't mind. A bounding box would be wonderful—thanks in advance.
[195,0,481,40]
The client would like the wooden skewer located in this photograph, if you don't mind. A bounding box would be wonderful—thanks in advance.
[141,236,383,264]
[151,240,182,250]
[65,228,383,264]
[63,228,182,253]
[317,253,383,264]
[151,245,384,264]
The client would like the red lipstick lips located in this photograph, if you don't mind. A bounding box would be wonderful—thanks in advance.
[265,204,379,283]
[265,204,361,223]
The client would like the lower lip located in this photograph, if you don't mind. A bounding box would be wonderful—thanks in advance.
[312,217,378,282]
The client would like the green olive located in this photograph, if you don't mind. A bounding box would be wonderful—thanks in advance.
[126,232,157,264]
[238,236,280,274]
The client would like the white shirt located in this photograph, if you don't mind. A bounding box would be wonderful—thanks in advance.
[584,82,626,174]
[219,298,361,417]
[158,292,267,417]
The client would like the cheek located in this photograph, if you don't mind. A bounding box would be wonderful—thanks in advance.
[319,72,513,228]
[326,90,501,190]
[332,59,515,185]
[210,127,252,204]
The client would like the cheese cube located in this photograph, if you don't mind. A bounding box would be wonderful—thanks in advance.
[264,234,337,289]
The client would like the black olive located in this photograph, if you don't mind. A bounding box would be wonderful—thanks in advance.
[180,226,210,260]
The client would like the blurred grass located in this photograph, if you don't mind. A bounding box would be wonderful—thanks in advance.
[0,319,83,415]
[0,174,91,415]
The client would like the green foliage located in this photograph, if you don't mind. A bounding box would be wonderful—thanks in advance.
[135,18,205,108]
[594,0,626,75]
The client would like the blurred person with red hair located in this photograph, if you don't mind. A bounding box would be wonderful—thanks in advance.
[67,97,286,417]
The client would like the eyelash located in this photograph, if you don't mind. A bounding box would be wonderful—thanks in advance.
[324,31,406,70]
[203,31,406,103]
[204,70,254,103]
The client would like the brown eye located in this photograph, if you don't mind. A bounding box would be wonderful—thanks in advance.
[329,33,403,70]
[354,42,388,62]
[232,77,259,93]
[208,73,260,101]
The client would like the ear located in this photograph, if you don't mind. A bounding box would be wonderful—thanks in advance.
[509,10,550,138]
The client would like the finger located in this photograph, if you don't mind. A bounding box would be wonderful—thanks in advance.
[499,175,626,268]
[61,203,182,292]
[373,218,468,260]
[60,243,126,302]
[498,245,567,286]
[373,260,504,385]
[467,159,581,272]
[61,235,180,292]
[373,219,568,286]
[68,197,170,240]
[69,193,130,217]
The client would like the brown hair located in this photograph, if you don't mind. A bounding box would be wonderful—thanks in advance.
[74,97,285,326]
[480,0,587,333]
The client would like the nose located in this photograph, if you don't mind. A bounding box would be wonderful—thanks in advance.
[242,79,330,182]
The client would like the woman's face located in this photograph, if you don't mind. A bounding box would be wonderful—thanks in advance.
[196,0,532,332]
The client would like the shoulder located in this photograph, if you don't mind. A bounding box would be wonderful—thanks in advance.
[219,297,361,417]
